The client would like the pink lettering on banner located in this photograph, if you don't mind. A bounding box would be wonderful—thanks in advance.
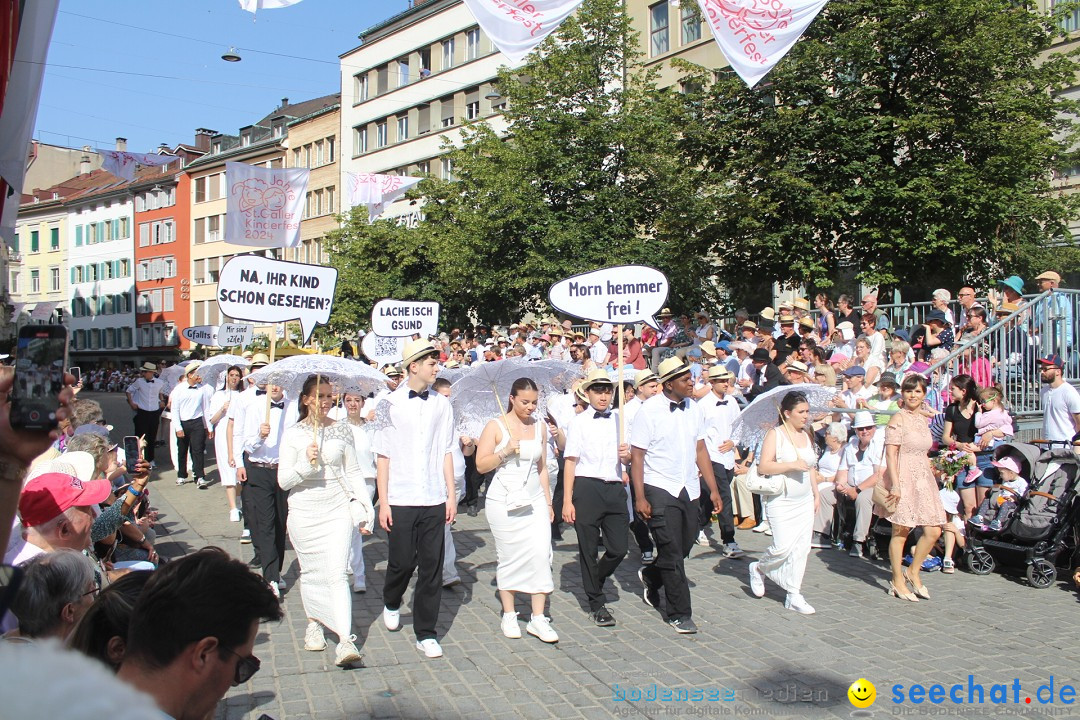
[232,176,300,235]
[703,0,797,65]
[487,0,546,38]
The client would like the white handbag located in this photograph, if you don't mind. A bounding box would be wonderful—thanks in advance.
[744,462,784,496]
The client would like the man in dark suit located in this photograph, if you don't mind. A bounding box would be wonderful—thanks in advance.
[745,348,789,401]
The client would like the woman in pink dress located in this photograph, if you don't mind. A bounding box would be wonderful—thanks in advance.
[884,373,946,602]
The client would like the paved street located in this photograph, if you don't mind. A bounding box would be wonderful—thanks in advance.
[89,391,1080,720]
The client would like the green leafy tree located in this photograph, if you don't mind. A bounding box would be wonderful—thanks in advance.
[675,0,1080,303]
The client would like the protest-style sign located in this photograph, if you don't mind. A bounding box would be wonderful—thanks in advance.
[216,255,338,344]
[461,0,585,65]
[345,173,422,223]
[361,333,406,366]
[696,0,828,88]
[216,322,254,348]
[548,265,670,330]
[225,161,308,248]
[370,299,440,338]
[182,325,219,346]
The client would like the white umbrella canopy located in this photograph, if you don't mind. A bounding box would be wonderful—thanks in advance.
[197,355,250,390]
[248,354,389,399]
[730,383,837,449]
[159,359,194,388]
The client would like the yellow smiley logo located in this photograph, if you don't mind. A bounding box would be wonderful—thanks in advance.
[848,678,876,708]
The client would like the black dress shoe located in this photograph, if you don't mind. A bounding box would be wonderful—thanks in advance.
[591,606,616,627]
[467,503,478,517]
[248,557,262,568]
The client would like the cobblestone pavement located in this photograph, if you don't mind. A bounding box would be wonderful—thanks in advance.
[90,392,1080,720]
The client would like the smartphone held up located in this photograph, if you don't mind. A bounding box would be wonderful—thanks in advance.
[10,325,68,431]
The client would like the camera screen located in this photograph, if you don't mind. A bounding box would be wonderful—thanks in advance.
[13,332,66,402]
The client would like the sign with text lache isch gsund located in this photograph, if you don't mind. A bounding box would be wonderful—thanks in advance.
[216,255,338,344]
[371,300,440,338]
[548,265,669,329]
[225,161,309,248]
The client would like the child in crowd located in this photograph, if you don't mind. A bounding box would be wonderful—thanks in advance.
[939,486,965,573]
[865,372,899,426]
[971,456,1028,531]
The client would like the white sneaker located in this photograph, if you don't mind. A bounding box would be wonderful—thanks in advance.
[196,477,210,489]
[335,635,362,666]
[753,520,771,533]
[352,580,367,594]
[304,621,326,651]
[229,508,241,522]
[526,615,559,643]
[501,612,521,639]
[784,593,816,615]
[277,578,287,590]
[268,581,280,599]
[240,529,252,544]
[383,606,400,631]
[748,562,765,598]
[696,530,710,546]
[416,638,443,658]
[175,477,188,486]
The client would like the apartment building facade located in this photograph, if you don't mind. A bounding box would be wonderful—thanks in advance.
[286,104,340,267]
[9,195,68,327]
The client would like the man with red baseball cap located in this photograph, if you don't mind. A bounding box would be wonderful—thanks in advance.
[1039,354,1080,445]
[8,472,112,565]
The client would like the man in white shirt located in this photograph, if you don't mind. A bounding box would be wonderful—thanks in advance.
[167,362,213,488]
[237,382,293,596]
[832,366,874,430]
[588,328,609,366]
[630,357,722,635]
[813,411,884,557]
[372,339,456,660]
[697,366,743,559]
[624,369,659,563]
[126,362,166,466]
[1039,354,1080,444]
[562,369,631,627]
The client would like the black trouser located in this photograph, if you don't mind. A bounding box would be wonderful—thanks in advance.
[639,486,696,621]
[242,458,288,584]
[383,503,446,641]
[551,460,565,538]
[700,463,735,544]
[464,453,481,506]
[573,477,629,612]
[628,480,654,554]
[176,418,207,480]
[133,408,162,463]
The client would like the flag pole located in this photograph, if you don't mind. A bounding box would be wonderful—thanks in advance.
[617,324,625,447]
[264,325,278,423]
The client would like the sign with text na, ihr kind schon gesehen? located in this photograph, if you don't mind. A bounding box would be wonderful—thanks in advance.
[370,299,440,338]
[548,265,669,329]
[216,255,338,344]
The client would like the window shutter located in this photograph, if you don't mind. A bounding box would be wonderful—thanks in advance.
[75,226,83,247]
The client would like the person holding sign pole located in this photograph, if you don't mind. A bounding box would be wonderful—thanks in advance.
[631,357,722,634]
[372,339,457,660]
[209,365,245,522]
[279,376,374,667]
[562,369,631,627]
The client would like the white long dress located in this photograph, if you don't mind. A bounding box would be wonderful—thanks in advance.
[758,428,816,594]
[486,419,553,594]
[209,389,237,486]
[278,421,374,639]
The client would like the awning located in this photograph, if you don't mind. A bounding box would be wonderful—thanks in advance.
[29,301,58,321]
[10,302,26,318]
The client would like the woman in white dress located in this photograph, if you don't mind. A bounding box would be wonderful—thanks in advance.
[208,365,244,522]
[278,375,374,667]
[475,378,557,643]
[342,391,376,593]
[748,390,821,615]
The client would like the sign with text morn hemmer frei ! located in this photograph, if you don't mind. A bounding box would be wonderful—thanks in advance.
[370,300,440,338]
[548,265,670,329]
[225,161,309,248]
[216,255,338,344]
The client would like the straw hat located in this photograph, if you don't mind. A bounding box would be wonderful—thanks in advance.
[401,339,437,367]
[657,357,691,384]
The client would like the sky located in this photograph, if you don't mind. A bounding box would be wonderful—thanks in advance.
[33,0,411,153]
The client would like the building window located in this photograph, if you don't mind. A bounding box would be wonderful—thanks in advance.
[326,136,335,163]
[441,157,455,182]
[398,58,410,87]
[30,230,39,253]
[50,227,59,251]
[292,148,302,167]
[417,160,430,175]
[208,174,221,201]
[50,267,60,291]
[376,121,388,148]
[681,6,701,44]
[442,37,455,70]
[208,215,220,243]
[327,187,336,214]
[466,28,480,61]
[650,1,670,57]
[441,95,456,128]
[164,287,174,312]
[355,73,369,102]
[354,125,368,154]
[194,176,206,202]
[376,64,389,94]
[397,116,409,142]
[466,100,480,121]
[9,272,17,294]
[30,269,40,293]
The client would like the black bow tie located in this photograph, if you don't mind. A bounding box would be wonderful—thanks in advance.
[256,389,267,396]
[270,401,285,410]
[716,400,729,406]
[409,390,429,400]
[670,401,686,412]
[188,385,200,390]
[594,411,611,419]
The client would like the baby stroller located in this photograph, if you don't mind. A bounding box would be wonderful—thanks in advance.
[966,442,1080,588]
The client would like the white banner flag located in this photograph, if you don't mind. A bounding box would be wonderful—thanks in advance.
[461,0,585,65]
[98,150,180,182]
[696,0,828,88]
[238,0,304,14]
[225,162,308,248]
[345,173,421,223]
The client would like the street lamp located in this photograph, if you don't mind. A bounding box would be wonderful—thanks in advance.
[222,47,242,62]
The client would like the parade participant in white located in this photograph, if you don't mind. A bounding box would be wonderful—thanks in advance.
[475,377,557,643]
[341,391,376,593]
[226,353,271,544]
[125,362,166,467]
[167,362,213,488]
[697,366,744,558]
[208,365,245,522]
[279,376,374,667]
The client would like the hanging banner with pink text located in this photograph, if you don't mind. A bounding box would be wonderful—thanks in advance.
[696,0,828,88]
[345,172,421,223]
[98,150,179,182]
[461,0,585,66]
[225,162,308,248]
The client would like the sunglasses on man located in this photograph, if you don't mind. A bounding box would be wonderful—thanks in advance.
[222,647,261,685]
